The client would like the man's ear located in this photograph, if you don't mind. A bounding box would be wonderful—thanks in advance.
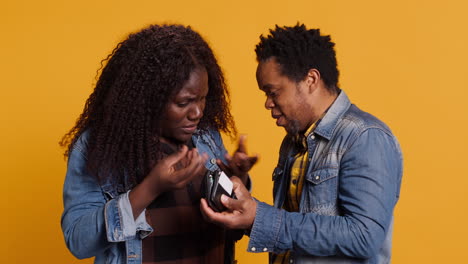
[305,68,321,92]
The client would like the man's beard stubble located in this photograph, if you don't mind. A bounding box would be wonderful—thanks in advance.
[285,118,301,136]
[285,119,307,154]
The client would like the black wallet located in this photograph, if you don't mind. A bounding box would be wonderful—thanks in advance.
[202,169,237,212]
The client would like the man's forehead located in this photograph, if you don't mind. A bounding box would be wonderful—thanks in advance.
[257,58,280,71]
[259,83,275,91]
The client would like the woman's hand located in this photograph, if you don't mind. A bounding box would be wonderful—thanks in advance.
[148,145,208,194]
[217,135,258,185]
[129,145,208,219]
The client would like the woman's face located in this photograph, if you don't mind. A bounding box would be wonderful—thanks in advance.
[160,67,209,144]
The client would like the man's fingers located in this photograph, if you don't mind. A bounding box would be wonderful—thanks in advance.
[231,176,248,193]
[230,176,244,186]
[230,176,251,199]
[200,198,214,221]
[220,194,244,211]
[200,198,232,224]
[200,184,256,230]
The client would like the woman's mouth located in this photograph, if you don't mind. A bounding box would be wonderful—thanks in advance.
[181,124,198,134]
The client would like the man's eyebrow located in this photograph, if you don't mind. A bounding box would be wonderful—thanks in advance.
[260,83,275,91]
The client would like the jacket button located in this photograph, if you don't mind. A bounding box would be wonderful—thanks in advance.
[251,247,256,251]
[315,176,320,180]
[210,158,217,164]
[263,248,268,251]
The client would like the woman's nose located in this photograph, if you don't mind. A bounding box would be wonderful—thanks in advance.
[188,103,204,120]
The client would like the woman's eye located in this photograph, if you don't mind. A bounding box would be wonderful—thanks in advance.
[177,102,189,107]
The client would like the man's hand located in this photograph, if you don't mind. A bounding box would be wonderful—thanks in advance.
[200,176,257,230]
[217,135,258,185]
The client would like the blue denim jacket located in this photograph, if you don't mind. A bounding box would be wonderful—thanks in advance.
[61,129,230,264]
[248,91,403,264]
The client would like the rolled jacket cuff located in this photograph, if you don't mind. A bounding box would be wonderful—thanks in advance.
[247,200,283,253]
[105,191,153,242]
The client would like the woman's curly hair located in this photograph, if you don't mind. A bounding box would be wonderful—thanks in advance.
[60,24,236,188]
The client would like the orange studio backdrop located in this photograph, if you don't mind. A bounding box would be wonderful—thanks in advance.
[1,0,467,263]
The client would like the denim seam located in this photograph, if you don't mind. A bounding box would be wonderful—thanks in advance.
[272,207,283,252]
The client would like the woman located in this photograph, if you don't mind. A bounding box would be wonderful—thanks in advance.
[60,24,256,264]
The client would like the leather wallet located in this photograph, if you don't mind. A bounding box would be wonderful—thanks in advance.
[202,169,237,212]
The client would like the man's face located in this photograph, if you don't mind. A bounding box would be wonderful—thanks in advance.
[256,59,313,134]
[160,67,208,144]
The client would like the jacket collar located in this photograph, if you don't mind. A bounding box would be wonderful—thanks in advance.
[313,90,351,140]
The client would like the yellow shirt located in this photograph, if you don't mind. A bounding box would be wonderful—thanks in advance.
[273,122,318,264]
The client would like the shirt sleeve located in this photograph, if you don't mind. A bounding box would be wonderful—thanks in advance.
[247,128,402,258]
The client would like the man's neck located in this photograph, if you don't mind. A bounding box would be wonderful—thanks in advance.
[304,89,339,131]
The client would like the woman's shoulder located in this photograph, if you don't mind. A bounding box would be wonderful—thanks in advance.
[193,128,225,154]
[194,128,222,143]
[70,130,91,158]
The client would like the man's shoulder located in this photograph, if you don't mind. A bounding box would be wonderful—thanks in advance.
[340,104,392,135]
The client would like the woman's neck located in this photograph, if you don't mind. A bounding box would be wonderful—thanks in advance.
[160,137,192,151]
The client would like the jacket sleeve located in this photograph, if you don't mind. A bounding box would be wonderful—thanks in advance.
[247,128,402,258]
[61,143,152,259]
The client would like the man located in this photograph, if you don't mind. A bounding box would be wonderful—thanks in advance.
[201,24,403,264]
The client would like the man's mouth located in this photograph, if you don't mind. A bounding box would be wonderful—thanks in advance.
[272,114,284,126]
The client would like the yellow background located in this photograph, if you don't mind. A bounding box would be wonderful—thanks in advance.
[2,0,467,263]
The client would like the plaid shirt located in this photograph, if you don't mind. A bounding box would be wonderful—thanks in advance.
[142,142,226,264]
[273,120,320,264]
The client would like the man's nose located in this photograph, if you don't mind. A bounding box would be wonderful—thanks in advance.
[265,97,275,110]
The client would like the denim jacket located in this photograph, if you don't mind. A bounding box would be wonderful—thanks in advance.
[248,91,403,264]
[61,129,232,264]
